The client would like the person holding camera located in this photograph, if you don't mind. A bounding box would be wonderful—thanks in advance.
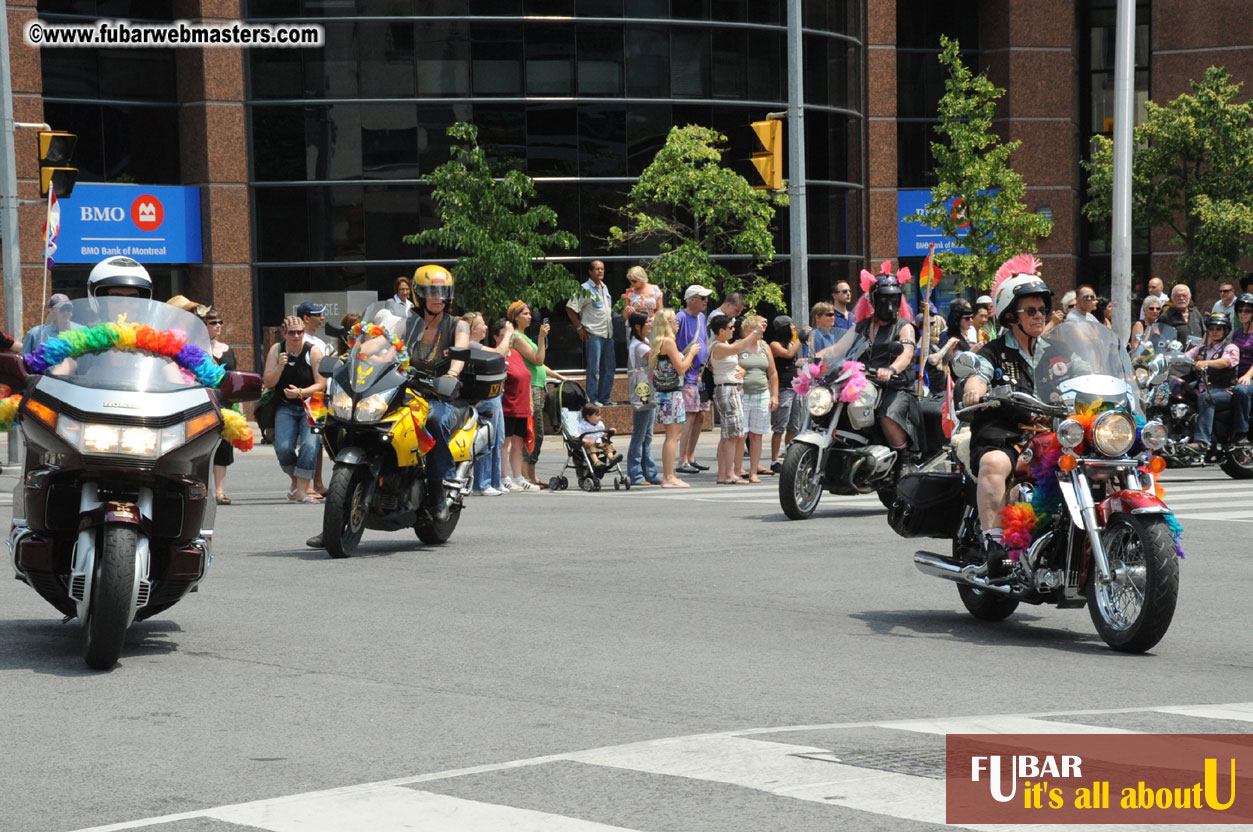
[262,314,326,503]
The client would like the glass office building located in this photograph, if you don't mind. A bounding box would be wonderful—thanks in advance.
[244,1,867,338]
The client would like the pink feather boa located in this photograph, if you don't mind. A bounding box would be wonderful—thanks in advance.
[837,361,867,402]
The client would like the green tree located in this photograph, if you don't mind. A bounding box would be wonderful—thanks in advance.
[906,36,1053,289]
[1084,66,1253,282]
[607,124,788,311]
[404,122,579,314]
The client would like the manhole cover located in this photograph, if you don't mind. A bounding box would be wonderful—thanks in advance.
[793,747,947,779]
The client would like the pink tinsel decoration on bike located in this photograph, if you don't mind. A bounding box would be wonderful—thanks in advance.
[790,360,828,397]
[836,361,867,402]
[852,260,915,323]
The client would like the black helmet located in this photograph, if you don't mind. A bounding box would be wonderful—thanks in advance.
[870,273,904,298]
[1205,312,1232,333]
[1236,293,1253,314]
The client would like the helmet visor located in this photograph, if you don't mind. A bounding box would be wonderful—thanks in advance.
[415,283,453,300]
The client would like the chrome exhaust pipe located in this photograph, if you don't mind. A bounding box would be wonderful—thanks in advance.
[913,551,1014,595]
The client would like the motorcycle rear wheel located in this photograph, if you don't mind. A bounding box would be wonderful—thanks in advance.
[1220,449,1253,479]
[324,464,368,559]
[1089,514,1179,653]
[83,525,137,670]
[779,443,822,520]
[415,508,459,544]
[957,584,1019,621]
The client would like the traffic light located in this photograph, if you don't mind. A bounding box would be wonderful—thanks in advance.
[750,119,783,191]
[37,130,77,198]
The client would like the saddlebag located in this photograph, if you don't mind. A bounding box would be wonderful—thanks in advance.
[887,471,965,538]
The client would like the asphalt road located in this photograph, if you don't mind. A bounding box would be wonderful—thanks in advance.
[0,438,1249,832]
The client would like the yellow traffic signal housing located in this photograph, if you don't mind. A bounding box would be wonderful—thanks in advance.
[750,119,783,191]
[37,130,77,197]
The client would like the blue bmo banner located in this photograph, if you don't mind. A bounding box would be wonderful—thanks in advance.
[57,184,202,264]
[897,188,972,257]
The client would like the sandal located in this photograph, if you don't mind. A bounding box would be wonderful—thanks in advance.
[286,489,300,502]
[216,494,232,505]
[299,493,323,503]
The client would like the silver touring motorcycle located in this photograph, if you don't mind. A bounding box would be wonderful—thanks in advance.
[1,297,260,669]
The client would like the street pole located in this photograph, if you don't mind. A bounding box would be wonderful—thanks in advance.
[0,0,22,463]
[1111,0,1134,345]
[786,0,807,318]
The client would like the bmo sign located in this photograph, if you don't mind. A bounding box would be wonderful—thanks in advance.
[58,183,202,264]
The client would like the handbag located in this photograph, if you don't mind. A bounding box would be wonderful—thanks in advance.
[652,357,682,393]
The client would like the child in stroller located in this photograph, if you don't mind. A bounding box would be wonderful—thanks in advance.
[545,380,631,491]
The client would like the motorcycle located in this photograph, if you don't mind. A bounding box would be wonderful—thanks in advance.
[779,327,946,520]
[1132,322,1253,479]
[317,301,503,558]
[895,320,1181,653]
[0,297,261,669]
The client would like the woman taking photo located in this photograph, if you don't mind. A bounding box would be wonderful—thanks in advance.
[506,300,566,489]
[622,266,664,319]
[625,311,661,486]
[500,318,538,493]
[708,313,762,484]
[262,315,326,503]
[650,308,702,488]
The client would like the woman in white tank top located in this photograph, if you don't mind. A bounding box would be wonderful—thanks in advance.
[708,314,764,483]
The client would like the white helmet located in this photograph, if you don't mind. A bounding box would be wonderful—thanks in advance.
[88,256,152,299]
[991,253,1050,327]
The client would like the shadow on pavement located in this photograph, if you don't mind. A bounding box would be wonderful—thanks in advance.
[847,608,1115,654]
[0,617,181,675]
[249,540,443,560]
[754,507,885,523]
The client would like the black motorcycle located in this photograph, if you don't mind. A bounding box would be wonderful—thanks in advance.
[317,301,503,558]
[1,297,261,669]
[778,328,946,519]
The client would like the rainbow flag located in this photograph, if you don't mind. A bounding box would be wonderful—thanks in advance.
[919,243,942,288]
[304,392,328,426]
[407,405,437,454]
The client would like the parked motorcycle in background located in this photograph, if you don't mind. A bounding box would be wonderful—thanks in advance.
[1132,322,1253,479]
[2,297,261,669]
[893,321,1183,653]
[779,328,946,519]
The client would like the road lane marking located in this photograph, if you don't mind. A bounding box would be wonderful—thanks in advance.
[876,715,1134,736]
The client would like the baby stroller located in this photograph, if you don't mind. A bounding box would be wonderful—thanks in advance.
[544,379,630,492]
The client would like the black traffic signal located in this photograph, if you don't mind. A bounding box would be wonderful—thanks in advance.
[750,119,783,191]
[38,130,77,198]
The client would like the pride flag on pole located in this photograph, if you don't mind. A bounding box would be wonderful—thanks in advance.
[41,185,59,267]
[919,241,941,288]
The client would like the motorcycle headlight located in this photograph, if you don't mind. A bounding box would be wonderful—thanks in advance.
[1134,367,1150,387]
[1057,418,1085,449]
[56,416,181,459]
[1140,420,1168,451]
[1092,410,1136,457]
[331,389,354,419]
[806,386,834,416]
[354,393,390,422]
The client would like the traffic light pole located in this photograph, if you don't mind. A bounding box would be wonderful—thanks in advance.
[0,0,21,463]
[785,0,808,319]
[1110,0,1134,346]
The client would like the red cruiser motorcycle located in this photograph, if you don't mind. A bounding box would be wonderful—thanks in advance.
[890,321,1182,653]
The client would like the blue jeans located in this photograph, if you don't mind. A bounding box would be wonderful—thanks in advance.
[627,407,659,484]
[1234,384,1253,438]
[1195,388,1236,443]
[473,395,504,490]
[426,399,462,483]
[585,334,615,404]
[274,404,318,480]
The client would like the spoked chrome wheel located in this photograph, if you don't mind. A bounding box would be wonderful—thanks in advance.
[1089,515,1178,652]
[779,443,822,520]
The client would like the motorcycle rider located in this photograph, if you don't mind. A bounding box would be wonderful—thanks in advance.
[956,254,1052,577]
[1185,312,1240,453]
[410,264,471,523]
[853,267,918,457]
[87,256,153,298]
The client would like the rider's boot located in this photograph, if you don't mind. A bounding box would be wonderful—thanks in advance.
[982,530,1011,579]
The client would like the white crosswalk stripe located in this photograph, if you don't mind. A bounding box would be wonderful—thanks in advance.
[69,702,1253,832]
[1157,478,1253,521]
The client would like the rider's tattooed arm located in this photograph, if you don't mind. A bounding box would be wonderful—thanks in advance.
[448,319,470,376]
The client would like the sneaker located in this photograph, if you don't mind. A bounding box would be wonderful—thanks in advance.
[517,479,541,492]
[690,461,710,471]
[471,489,486,496]
[482,486,503,496]
[505,478,524,493]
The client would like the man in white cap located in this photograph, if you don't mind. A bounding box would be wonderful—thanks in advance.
[23,293,79,352]
[297,301,331,356]
[675,284,712,474]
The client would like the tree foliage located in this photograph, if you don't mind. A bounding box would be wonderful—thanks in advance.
[403,122,579,314]
[1084,66,1253,282]
[906,36,1053,289]
[607,124,788,311]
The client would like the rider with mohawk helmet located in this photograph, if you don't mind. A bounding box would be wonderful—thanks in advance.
[956,254,1053,576]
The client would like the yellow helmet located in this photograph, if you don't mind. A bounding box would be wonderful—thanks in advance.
[412,264,454,300]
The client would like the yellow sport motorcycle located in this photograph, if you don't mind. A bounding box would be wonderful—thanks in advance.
[317,302,503,558]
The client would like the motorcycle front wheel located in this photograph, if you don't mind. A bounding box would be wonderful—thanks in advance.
[1089,514,1179,653]
[83,525,137,670]
[779,443,822,520]
[415,509,459,544]
[324,464,369,559]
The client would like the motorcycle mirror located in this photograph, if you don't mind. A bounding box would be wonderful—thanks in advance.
[218,371,263,404]
[950,351,993,381]
[318,355,339,375]
[1186,335,1202,348]
[0,352,29,387]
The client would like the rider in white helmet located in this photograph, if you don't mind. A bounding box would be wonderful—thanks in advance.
[955,254,1053,577]
[87,256,152,299]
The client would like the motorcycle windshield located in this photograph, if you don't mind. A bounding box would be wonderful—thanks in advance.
[27,297,215,393]
[813,326,869,378]
[1132,321,1182,360]
[1034,320,1140,413]
[345,301,420,394]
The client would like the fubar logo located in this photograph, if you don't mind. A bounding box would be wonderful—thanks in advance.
[131,194,164,232]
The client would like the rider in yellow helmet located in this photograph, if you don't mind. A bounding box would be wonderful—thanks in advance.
[410,264,470,523]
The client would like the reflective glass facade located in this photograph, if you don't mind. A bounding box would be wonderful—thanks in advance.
[244,2,866,343]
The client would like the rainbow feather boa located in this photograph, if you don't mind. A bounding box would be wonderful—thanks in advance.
[0,394,21,431]
[221,408,254,452]
[346,322,410,371]
[23,318,225,387]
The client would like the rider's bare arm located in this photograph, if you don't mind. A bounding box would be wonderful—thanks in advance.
[448,320,470,376]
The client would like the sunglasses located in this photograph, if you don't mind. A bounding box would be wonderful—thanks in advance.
[835,288,851,294]
[818,312,835,317]
[961,314,974,320]
[1208,325,1227,331]
[1221,288,1235,293]
[207,319,223,326]
[1080,294,1096,301]
[1018,306,1049,317]
[286,329,304,336]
